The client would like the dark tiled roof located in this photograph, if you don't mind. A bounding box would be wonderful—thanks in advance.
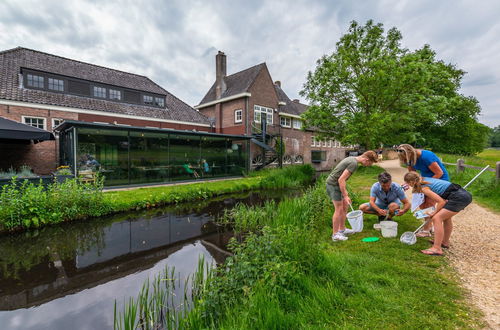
[199,63,266,105]
[274,84,308,116]
[0,47,209,125]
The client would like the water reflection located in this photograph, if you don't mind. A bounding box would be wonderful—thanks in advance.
[0,189,300,330]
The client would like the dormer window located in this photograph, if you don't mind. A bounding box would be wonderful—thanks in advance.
[93,86,106,98]
[155,97,164,107]
[109,89,122,100]
[27,74,44,88]
[144,95,154,105]
[48,78,64,91]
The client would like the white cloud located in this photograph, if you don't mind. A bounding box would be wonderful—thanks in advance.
[0,0,498,126]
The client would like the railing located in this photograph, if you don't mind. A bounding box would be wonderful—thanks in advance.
[442,159,500,183]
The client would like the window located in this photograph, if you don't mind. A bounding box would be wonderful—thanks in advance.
[93,86,106,98]
[144,95,154,105]
[235,109,242,123]
[23,116,45,130]
[254,105,273,124]
[48,78,64,91]
[155,97,165,107]
[52,118,63,128]
[109,89,122,100]
[27,74,44,88]
[292,119,302,129]
[323,140,327,147]
[311,150,326,163]
[280,116,291,127]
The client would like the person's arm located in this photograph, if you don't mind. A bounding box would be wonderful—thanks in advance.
[421,187,446,217]
[428,162,444,179]
[397,197,411,215]
[369,196,386,216]
[338,169,352,205]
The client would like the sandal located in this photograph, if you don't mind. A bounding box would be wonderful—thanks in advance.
[421,249,443,256]
[416,230,432,238]
[429,240,450,249]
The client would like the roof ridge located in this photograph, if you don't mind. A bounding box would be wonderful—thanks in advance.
[10,46,155,81]
[0,46,24,56]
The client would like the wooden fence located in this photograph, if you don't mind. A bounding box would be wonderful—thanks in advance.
[442,159,500,183]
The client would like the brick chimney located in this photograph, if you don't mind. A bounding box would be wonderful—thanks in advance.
[293,99,300,103]
[274,81,281,88]
[215,51,227,99]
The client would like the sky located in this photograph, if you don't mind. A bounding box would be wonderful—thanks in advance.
[0,0,498,127]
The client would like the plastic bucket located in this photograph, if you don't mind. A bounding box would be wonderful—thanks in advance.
[347,210,363,232]
[380,221,398,238]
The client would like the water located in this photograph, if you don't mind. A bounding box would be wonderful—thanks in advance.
[0,189,300,330]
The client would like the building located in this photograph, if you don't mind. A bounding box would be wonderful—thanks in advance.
[0,47,249,185]
[196,51,349,171]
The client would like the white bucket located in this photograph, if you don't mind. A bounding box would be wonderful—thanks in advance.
[347,210,363,232]
[380,221,398,238]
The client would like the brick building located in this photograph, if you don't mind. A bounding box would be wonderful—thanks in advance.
[0,47,215,177]
[196,51,350,171]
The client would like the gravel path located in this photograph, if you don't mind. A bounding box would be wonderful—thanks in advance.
[378,159,500,329]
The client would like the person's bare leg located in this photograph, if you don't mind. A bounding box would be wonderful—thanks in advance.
[339,199,349,231]
[359,204,377,214]
[442,217,453,247]
[388,202,399,218]
[424,209,457,254]
[332,200,345,234]
[421,197,436,232]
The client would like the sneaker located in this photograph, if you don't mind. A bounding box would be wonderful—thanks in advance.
[332,233,348,241]
[340,228,356,236]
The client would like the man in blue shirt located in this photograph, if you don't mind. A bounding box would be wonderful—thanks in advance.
[359,172,411,221]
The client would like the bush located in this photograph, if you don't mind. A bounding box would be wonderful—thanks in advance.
[0,176,110,231]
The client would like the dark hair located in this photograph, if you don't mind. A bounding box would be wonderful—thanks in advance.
[378,172,392,184]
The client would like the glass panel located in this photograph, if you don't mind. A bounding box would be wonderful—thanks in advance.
[27,74,44,88]
[226,139,248,176]
[93,86,106,98]
[144,95,153,105]
[129,131,170,184]
[109,89,122,100]
[48,78,64,91]
[200,136,227,178]
[169,134,201,181]
[77,128,129,186]
[154,97,164,107]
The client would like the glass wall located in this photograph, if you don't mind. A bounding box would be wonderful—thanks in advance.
[70,126,248,186]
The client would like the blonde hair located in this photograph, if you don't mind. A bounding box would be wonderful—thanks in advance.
[404,172,430,193]
[397,144,418,167]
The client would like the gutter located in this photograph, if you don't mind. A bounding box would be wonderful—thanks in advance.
[195,92,251,109]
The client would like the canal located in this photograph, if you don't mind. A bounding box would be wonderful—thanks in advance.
[0,189,301,330]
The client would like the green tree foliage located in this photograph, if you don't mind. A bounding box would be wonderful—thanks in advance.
[301,20,488,153]
[489,125,500,147]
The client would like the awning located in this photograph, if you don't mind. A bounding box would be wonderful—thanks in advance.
[0,117,55,143]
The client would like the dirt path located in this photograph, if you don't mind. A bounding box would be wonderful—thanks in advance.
[378,159,500,329]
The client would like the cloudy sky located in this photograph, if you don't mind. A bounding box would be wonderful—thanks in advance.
[1,0,498,127]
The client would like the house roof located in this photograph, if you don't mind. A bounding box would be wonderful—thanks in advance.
[0,47,210,125]
[274,84,308,116]
[198,63,266,105]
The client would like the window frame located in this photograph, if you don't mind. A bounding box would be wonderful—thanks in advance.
[26,73,45,89]
[253,105,273,124]
[109,89,122,101]
[280,116,291,128]
[311,150,326,163]
[234,109,243,123]
[93,85,107,98]
[48,77,64,92]
[52,118,63,129]
[143,95,154,106]
[22,116,46,130]
[292,119,302,129]
[154,97,165,107]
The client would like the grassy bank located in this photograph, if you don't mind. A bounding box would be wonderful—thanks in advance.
[116,166,483,329]
[437,148,500,168]
[0,165,314,233]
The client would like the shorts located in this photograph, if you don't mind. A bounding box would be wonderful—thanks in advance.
[361,199,402,212]
[326,183,342,201]
[441,184,472,212]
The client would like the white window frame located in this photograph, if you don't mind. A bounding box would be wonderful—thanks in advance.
[52,118,63,129]
[311,136,315,147]
[322,140,327,147]
[234,109,243,123]
[280,116,291,128]
[292,119,302,129]
[22,116,46,130]
[254,105,273,124]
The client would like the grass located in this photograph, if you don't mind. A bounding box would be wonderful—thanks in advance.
[116,165,484,329]
[0,165,315,234]
[437,148,500,168]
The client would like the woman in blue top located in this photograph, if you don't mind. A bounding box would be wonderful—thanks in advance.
[404,172,472,256]
[397,144,450,237]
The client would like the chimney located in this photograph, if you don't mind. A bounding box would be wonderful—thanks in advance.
[274,81,281,88]
[215,51,227,99]
[293,99,300,103]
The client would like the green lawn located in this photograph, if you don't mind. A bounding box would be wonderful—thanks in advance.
[117,166,484,329]
[437,148,500,168]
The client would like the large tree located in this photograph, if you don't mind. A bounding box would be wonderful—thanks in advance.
[301,20,487,152]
